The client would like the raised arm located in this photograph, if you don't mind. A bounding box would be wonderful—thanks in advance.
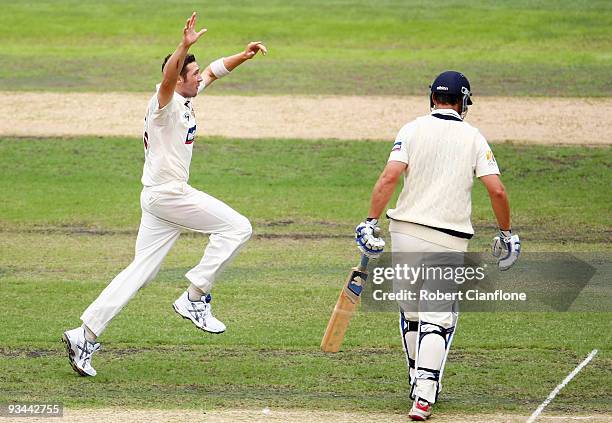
[159,12,207,109]
[202,41,267,88]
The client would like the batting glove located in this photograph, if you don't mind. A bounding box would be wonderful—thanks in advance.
[355,218,385,259]
[492,229,521,271]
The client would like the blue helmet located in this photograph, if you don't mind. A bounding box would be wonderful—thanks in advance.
[429,70,473,115]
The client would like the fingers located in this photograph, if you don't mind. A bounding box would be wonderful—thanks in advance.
[185,12,197,33]
[183,12,207,43]
[257,43,268,55]
[247,41,268,56]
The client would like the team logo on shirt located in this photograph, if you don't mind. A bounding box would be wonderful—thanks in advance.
[391,141,402,151]
[486,150,496,165]
[185,125,196,145]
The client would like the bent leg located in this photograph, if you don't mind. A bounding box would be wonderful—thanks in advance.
[159,186,253,293]
[150,186,252,293]
[186,194,251,292]
[81,211,180,336]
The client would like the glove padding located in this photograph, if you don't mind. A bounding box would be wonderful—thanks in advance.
[492,230,521,271]
[355,219,385,259]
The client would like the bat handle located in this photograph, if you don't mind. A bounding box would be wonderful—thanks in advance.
[358,254,370,271]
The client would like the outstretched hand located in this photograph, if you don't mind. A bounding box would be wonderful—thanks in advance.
[244,41,268,59]
[182,12,207,48]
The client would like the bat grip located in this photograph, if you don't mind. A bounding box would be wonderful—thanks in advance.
[358,254,370,271]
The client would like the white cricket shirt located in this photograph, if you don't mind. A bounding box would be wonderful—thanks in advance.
[141,85,202,187]
[387,108,500,241]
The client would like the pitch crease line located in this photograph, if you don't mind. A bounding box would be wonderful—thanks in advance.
[526,349,598,423]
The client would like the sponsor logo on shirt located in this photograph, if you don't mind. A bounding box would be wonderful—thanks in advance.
[392,141,402,151]
[185,125,196,145]
[486,150,496,165]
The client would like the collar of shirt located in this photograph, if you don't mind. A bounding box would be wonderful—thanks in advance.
[430,108,461,120]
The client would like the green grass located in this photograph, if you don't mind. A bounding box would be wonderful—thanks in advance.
[0,0,611,96]
[0,137,610,415]
[0,234,610,413]
[0,137,610,246]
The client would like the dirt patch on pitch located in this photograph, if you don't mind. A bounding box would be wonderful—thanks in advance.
[2,92,611,144]
[1,408,609,423]
[3,223,610,243]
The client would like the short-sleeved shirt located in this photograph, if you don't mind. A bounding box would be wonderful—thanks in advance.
[141,84,204,187]
[386,108,500,235]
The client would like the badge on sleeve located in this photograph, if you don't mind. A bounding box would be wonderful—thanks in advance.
[486,150,496,166]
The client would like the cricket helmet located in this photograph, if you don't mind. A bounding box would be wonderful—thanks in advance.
[429,70,473,115]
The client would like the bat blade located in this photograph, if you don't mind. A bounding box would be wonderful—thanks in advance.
[321,264,368,353]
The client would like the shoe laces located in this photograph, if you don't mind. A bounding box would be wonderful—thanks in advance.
[188,295,212,321]
[77,339,100,362]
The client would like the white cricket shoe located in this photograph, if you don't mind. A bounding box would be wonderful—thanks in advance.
[173,292,226,334]
[408,397,432,421]
[62,327,101,377]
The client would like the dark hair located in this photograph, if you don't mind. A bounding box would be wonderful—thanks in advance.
[432,92,461,106]
[161,53,197,78]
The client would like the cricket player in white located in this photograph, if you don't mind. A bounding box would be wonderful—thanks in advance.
[355,71,520,420]
[62,12,267,377]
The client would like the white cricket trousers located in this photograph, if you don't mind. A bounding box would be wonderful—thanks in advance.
[391,231,464,404]
[391,231,462,327]
[81,181,252,336]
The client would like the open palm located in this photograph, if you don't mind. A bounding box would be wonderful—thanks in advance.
[183,12,207,47]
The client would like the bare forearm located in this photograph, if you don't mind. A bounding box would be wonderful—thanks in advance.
[489,191,511,230]
[480,175,511,231]
[162,43,190,85]
[201,51,247,88]
[201,53,244,87]
[368,176,397,219]
[158,42,191,108]
[223,51,249,72]
[159,12,206,107]
[367,161,405,219]
[203,42,266,87]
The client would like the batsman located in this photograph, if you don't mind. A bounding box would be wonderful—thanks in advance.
[356,71,521,421]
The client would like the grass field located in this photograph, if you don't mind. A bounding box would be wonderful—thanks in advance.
[0,0,611,96]
[1,138,610,241]
[1,0,611,419]
[0,137,610,416]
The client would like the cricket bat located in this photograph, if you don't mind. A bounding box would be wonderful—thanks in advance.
[321,253,370,352]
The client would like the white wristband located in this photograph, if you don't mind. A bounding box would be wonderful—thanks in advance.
[210,58,230,79]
